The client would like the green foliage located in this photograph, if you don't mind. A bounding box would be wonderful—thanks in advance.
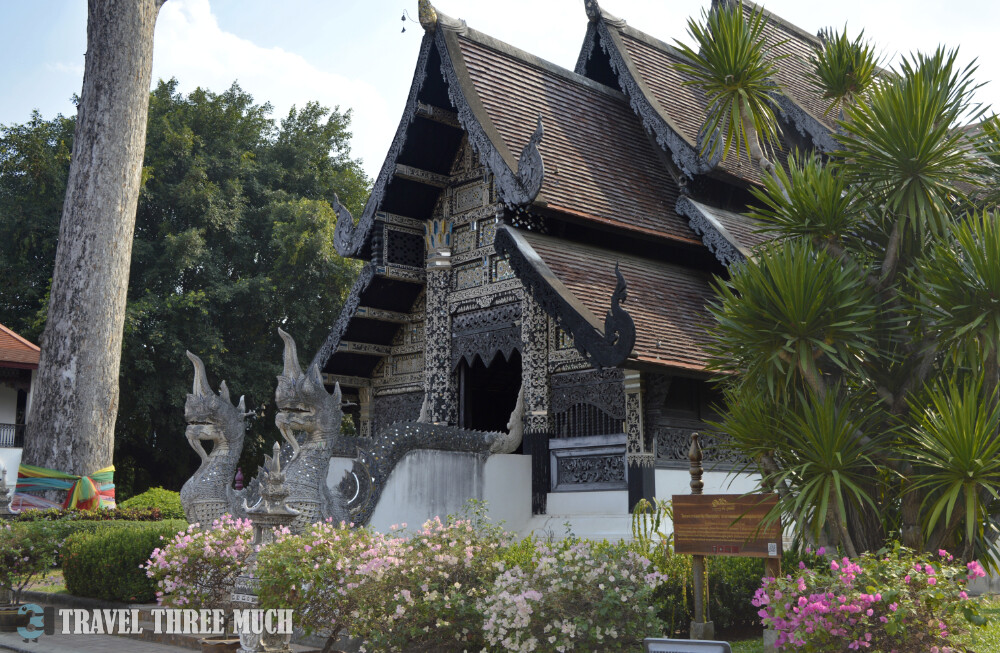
[0,111,74,338]
[672,2,785,164]
[838,48,985,236]
[905,376,1000,554]
[918,210,1000,366]
[807,28,879,115]
[747,152,861,243]
[119,487,185,519]
[0,80,370,496]
[0,522,59,603]
[8,506,168,522]
[631,497,673,552]
[62,520,187,603]
[709,239,877,397]
[697,22,1000,558]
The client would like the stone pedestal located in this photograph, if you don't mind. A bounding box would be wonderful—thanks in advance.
[689,620,715,640]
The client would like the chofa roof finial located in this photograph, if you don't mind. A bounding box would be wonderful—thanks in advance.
[419,0,438,32]
[584,0,602,21]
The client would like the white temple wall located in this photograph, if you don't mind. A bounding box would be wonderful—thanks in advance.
[327,450,532,534]
[324,454,761,542]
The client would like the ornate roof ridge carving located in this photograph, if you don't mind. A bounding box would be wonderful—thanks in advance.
[591,18,717,178]
[437,27,545,208]
[675,196,750,267]
[494,224,636,370]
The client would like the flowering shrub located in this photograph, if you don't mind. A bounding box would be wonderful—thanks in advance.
[479,540,667,652]
[0,522,58,605]
[754,544,987,651]
[258,511,511,652]
[144,515,252,612]
[256,520,378,643]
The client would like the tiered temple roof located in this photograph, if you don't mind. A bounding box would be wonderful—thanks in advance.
[319,0,839,381]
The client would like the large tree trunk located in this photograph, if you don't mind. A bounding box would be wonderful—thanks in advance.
[21,0,165,477]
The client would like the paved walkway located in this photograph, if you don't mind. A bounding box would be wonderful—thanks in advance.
[0,630,192,653]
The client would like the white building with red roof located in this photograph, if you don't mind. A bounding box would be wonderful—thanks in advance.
[0,322,39,475]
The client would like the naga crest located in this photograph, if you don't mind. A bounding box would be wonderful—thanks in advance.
[184,351,246,451]
[275,329,342,444]
[181,351,246,525]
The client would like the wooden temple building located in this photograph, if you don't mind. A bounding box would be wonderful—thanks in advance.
[315,0,839,523]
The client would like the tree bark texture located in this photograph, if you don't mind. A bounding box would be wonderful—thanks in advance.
[22,0,164,476]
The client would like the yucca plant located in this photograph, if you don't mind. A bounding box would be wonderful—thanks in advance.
[746,152,861,245]
[904,375,1000,562]
[708,239,878,398]
[672,1,786,175]
[838,48,985,246]
[808,27,880,119]
[918,209,1000,394]
[767,392,886,557]
[687,3,998,563]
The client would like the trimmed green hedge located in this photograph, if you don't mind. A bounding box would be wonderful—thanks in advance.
[9,506,168,522]
[119,487,185,520]
[61,520,187,603]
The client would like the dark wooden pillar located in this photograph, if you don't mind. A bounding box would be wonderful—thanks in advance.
[523,431,550,514]
[625,370,655,511]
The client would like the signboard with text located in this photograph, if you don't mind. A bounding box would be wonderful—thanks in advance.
[672,494,781,558]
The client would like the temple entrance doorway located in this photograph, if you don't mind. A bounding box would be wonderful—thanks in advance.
[458,350,522,438]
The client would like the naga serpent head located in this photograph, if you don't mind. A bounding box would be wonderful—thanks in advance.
[274,329,342,441]
[184,351,246,460]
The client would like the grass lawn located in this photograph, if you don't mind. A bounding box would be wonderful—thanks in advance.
[28,569,67,594]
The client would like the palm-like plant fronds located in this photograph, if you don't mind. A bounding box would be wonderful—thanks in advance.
[808,27,880,118]
[768,391,886,552]
[672,2,786,168]
[838,47,986,237]
[917,209,1000,367]
[707,240,878,397]
[904,375,1000,554]
[748,152,860,243]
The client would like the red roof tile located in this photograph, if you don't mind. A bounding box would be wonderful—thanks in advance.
[518,230,715,371]
[0,323,40,368]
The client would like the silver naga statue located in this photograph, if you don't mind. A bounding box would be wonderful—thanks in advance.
[269,328,349,531]
[181,329,526,532]
[0,462,15,515]
[180,352,247,525]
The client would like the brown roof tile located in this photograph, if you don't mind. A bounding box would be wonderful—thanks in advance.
[454,33,700,245]
[0,323,40,368]
[519,230,715,371]
[742,1,835,129]
[614,28,793,186]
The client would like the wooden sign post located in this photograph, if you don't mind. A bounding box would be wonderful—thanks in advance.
[677,434,782,642]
